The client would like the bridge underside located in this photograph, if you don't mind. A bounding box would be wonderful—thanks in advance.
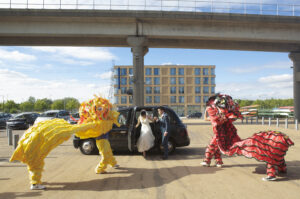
[0,36,300,52]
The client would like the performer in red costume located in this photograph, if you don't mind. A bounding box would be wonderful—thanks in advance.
[201,94,294,181]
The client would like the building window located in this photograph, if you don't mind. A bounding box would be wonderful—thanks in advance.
[120,68,127,76]
[195,96,201,103]
[179,96,184,103]
[170,87,176,94]
[178,68,184,75]
[170,96,176,103]
[170,77,176,85]
[114,96,119,104]
[195,86,201,94]
[203,86,209,94]
[145,68,152,75]
[154,68,160,75]
[211,77,215,85]
[179,87,184,94]
[121,87,127,94]
[154,77,160,85]
[178,77,184,84]
[203,68,209,75]
[121,77,127,85]
[114,87,119,95]
[211,68,215,75]
[194,68,200,75]
[154,96,160,103]
[129,68,133,75]
[129,96,133,104]
[170,68,176,75]
[129,76,133,85]
[195,77,201,84]
[154,87,160,94]
[146,96,152,103]
[146,87,152,94]
[145,77,152,85]
[203,96,209,103]
[203,77,209,85]
[121,96,127,104]
[211,87,215,94]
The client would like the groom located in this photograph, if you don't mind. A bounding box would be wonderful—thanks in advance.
[155,107,170,160]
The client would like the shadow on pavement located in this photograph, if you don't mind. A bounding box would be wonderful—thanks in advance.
[44,165,220,191]
[0,192,42,199]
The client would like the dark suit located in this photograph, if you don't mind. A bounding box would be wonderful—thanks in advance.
[158,112,170,158]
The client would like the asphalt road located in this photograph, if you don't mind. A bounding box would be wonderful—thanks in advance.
[0,122,299,199]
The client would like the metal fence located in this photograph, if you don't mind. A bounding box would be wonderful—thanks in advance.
[0,0,300,16]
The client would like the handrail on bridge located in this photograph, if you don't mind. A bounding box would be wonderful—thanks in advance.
[0,0,299,16]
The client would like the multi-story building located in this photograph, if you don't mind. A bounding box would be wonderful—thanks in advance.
[113,65,216,117]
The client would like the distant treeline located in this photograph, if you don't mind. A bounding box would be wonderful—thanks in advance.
[0,96,80,113]
[236,99,294,109]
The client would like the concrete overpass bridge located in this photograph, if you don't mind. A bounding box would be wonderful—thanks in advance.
[0,9,300,119]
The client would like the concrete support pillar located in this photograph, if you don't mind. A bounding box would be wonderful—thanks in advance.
[289,52,300,120]
[127,36,148,106]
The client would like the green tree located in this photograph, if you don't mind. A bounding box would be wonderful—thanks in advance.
[4,100,19,113]
[65,98,80,112]
[51,99,64,110]
[34,98,52,112]
[19,101,34,112]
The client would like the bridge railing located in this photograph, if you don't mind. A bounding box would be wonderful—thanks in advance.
[0,0,299,16]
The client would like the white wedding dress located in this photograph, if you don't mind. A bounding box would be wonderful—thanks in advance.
[137,116,155,152]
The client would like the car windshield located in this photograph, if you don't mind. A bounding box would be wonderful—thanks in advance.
[14,114,26,119]
[72,113,79,118]
[40,112,58,117]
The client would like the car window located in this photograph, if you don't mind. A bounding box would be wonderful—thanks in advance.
[41,112,58,117]
[135,109,154,121]
[15,114,25,119]
[118,111,129,126]
[59,111,70,116]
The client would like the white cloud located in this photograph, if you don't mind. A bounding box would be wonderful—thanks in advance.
[161,62,173,65]
[0,69,111,103]
[94,71,113,80]
[217,73,293,100]
[32,47,116,62]
[0,48,36,62]
[228,61,292,74]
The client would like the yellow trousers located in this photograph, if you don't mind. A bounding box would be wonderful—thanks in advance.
[28,161,44,185]
[95,139,117,173]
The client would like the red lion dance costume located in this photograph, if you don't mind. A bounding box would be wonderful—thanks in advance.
[202,94,294,181]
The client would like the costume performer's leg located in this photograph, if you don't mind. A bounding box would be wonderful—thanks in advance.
[278,160,287,173]
[266,163,276,178]
[204,136,223,164]
[27,160,44,185]
[95,139,117,173]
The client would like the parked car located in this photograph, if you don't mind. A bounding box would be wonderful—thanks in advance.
[34,110,70,125]
[73,106,190,155]
[187,112,202,118]
[0,113,12,128]
[68,112,80,124]
[6,112,40,130]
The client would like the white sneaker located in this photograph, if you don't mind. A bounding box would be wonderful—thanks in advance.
[262,176,277,181]
[30,184,46,190]
[200,162,210,167]
[113,164,120,168]
[216,164,223,168]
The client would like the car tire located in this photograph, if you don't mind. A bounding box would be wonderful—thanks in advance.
[79,139,99,155]
[158,139,176,154]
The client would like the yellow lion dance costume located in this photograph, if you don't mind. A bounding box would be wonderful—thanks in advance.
[10,96,119,190]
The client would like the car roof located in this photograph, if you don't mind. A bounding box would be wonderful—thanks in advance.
[117,105,170,112]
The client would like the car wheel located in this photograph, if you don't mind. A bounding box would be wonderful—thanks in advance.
[158,139,176,154]
[79,139,99,155]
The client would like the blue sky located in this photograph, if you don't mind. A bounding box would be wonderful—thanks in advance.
[0,46,293,103]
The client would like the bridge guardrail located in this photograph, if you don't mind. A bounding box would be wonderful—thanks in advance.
[0,0,299,17]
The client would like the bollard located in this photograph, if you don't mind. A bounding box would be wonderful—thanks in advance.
[262,117,264,125]
[13,134,19,149]
[268,117,271,126]
[246,117,248,124]
[242,118,244,124]
[250,117,253,124]
[276,118,279,127]
[256,117,258,124]
[6,126,9,136]
[296,119,298,131]
[8,128,12,146]
[285,118,288,129]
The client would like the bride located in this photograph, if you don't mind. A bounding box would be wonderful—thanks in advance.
[135,110,155,157]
